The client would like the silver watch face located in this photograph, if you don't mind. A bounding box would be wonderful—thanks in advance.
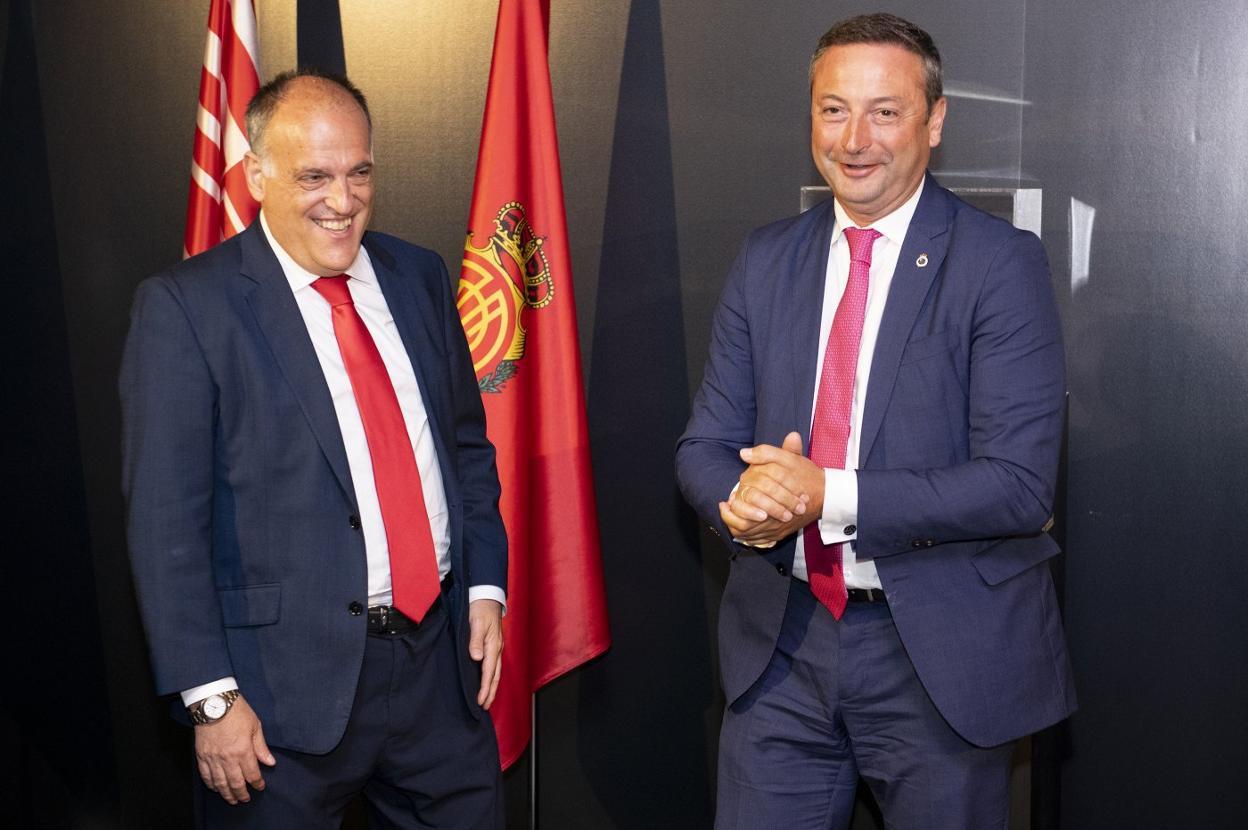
[202,694,228,720]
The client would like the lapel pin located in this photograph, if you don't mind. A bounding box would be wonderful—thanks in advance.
[916,253,929,267]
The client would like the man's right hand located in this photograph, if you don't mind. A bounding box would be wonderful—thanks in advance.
[720,432,818,545]
[193,694,276,805]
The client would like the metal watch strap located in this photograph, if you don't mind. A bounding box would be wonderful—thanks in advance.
[188,689,241,725]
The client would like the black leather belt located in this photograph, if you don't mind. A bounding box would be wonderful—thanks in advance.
[846,588,887,604]
[367,604,423,635]
[367,576,452,635]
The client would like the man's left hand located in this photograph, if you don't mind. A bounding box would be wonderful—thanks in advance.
[468,598,504,709]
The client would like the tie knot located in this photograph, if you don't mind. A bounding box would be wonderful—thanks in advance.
[843,227,882,265]
[311,275,354,307]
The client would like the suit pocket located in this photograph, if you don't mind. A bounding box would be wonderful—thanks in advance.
[971,534,1060,586]
[217,583,281,627]
[899,329,954,364]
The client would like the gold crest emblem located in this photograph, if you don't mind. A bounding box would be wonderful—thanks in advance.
[457,202,555,392]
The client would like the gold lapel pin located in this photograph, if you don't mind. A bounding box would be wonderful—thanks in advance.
[916,253,929,267]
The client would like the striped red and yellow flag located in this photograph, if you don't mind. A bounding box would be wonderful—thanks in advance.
[184,0,260,258]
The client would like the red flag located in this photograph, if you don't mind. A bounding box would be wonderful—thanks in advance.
[457,0,611,769]
[184,0,260,258]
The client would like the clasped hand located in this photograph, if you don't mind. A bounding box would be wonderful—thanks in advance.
[718,431,825,546]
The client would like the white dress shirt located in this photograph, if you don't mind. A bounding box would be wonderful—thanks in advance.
[182,216,503,706]
[792,179,926,590]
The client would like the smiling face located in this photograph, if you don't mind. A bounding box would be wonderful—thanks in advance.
[810,43,946,226]
[244,79,374,276]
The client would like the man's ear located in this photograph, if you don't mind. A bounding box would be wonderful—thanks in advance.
[927,96,947,148]
[243,151,266,201]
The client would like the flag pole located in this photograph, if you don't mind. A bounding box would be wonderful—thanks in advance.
[530,695,538,829]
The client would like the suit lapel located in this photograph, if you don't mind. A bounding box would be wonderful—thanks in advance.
[366,235,444,376]
[790,200,837,447]
[858,176,953,462]
[238,225,357,505]
[364,236,457,495]
[365,235,446,421]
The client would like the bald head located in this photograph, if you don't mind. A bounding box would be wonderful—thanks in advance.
[241,69,375,277]
[245,69,372,159]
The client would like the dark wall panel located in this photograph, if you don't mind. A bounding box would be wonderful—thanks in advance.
[575,1,713,826]
[31,1,207,823]
[3,1,118,825]
[1022,2,1248,827]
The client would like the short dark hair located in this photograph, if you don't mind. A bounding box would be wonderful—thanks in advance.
[810,13,943,113]
[245,68,372,156]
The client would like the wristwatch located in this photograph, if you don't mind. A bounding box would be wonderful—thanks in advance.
[188,689,241,725]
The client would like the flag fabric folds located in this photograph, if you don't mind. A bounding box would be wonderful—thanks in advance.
[184,0,260,258]
[457,0,611,769]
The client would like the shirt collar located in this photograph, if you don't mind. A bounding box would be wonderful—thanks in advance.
[832,175,926,247]
[259,210,376,292]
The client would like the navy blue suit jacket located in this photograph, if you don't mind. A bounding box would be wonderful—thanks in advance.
[677,176,1076,747]
[120,224,507,754]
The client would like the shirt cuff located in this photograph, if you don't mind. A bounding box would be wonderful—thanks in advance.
[819,468,859,545]
[468,584,507,615]
[180,677,239,708]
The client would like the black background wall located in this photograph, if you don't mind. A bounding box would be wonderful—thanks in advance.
[5,0,1246,827]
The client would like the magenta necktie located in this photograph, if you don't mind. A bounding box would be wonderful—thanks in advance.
[804,227,881,619]
[312,276,441,623]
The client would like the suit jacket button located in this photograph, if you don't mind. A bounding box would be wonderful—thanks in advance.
[844,524,856,535]
[348,601,364,615]
[911,539,923,548]
[348,515,362,529]
[775,563,787,576]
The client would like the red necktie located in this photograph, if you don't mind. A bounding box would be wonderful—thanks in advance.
[312,276,441,623]
[804,227,881,619]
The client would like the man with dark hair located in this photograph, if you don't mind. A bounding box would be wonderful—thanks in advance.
[808,12,944,110]
[121,70,506,827]
[678,12,1075,828]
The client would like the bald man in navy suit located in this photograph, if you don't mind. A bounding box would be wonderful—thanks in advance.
[122,70,507,828]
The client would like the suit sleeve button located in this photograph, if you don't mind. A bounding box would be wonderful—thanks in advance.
[844,524,856,535]
[775,563,788,576]
[348,601,364,615]
[924,539,935,547]
[911,539,923,548]
[348,515,362,529]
